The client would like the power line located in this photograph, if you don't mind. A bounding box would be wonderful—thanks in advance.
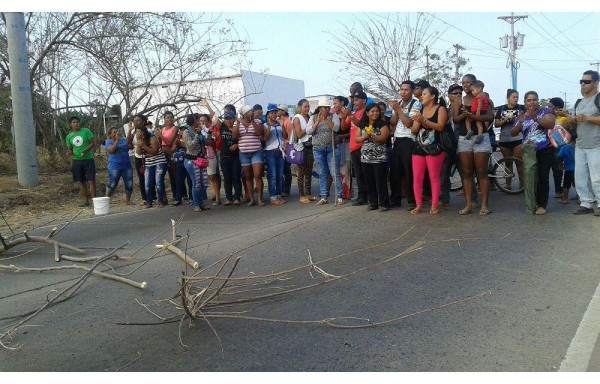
[426,12,573,87]
[524,13,588,61]
[539,12,593,60]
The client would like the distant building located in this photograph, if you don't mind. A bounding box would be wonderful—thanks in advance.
[127,70,305,125]
[305,94,336,113]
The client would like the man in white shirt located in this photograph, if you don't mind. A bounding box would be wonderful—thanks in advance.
[389,80,421,209]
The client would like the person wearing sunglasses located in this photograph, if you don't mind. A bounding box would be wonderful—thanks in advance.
[572,70,600,215]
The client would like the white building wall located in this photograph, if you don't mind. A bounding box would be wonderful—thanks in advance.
[241,70,305,110]
[126,71,304,124]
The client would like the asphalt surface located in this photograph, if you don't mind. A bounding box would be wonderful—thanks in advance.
[1,175,600,372]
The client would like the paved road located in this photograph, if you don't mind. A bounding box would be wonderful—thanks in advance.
[1,178,600,372]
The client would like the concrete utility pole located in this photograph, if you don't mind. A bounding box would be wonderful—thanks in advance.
[452,44,465,83]
[591,61,600,72]
[498,13,528,91]
[5,12,39,187]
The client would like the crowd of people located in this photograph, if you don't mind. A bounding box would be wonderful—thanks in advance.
[65,70,600,217]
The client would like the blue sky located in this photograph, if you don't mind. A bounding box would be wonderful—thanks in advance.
[219,12,600,108]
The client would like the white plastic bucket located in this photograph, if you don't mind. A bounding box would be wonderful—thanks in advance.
[92,197,110,215]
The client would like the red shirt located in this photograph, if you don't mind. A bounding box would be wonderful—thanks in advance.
[471,94,489,114]
[347,107,366,152]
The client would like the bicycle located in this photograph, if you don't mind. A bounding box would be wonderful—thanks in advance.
[449,155,524,195]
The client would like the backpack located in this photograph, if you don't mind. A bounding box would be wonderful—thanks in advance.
[548,124,572,148]
[574,93,600,115]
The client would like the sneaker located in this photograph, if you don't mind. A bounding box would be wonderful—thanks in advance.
[223,200,233,206]
[535,207,546,215]
[573,206,594,215]
[172,200,182,206]
[316,198,328,205]
[352,199,367,206]
[379,206,389,212]
[336,198,345,205]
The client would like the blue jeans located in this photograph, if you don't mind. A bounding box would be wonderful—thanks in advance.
[265,149,284,200]
[144,163,167,206]
[184,159,206,208]
[107,168,133,193]
[313,145,342,198]
[575,146,600,209]
[221,156,242,201]
[174,160,188,202]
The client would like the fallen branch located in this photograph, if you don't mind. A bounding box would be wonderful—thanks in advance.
[0,263,146,289]
[0,232,85,255]
[0,242,129,350]
[156,241,199,269]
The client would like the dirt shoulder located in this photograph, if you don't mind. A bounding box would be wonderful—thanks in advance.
[0,171,143,238]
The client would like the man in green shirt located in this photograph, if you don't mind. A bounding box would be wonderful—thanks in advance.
[66,116,96,207]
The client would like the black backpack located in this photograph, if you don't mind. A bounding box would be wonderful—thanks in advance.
[574,93,600,115]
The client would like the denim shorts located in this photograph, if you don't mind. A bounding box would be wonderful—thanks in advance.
[206,156,220,175]
[239,150,263,167]
[457,134,492,154]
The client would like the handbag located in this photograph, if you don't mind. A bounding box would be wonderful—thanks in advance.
[193,156,209,168]
[417,127,442,156]
[285,125,304,165]
[439,122,458,152]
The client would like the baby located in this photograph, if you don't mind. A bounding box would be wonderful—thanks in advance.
[465,80,489,144]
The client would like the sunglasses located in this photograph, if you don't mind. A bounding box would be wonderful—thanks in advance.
[580,79,593,84]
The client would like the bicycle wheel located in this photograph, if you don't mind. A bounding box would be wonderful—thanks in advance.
[492,157,524,194]
[450,163,462,191]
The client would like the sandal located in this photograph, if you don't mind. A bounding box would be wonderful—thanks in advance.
[223,200,233,206]
[459,206,473,215]
[257,200,265,206]
[233,200,240,206]
[429,208,439,215]
[479,208,492,216]
[410,206,422,215]
[316,198,328,205]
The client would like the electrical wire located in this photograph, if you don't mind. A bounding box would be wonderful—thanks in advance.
[426,12,575,87]
[539,12,595,61]
[524,13,588,61]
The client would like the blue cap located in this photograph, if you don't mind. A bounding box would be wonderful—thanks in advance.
[223,111,235,119]
[266,103,279,113]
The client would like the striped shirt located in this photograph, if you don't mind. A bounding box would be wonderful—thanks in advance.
[144,137,167,166]
[237,120,262,153]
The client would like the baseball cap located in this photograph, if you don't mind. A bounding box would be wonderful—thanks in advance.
[223,111,236,119]
[414,79,430,89]
[354,91,368,100]
[448,84,463,93]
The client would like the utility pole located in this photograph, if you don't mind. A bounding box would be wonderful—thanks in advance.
[5,12,39,187]
[452,44,465,83]
[591,61,600,72]
[498,13,528,91]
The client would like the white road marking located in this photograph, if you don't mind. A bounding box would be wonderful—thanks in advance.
[559,279,600,371]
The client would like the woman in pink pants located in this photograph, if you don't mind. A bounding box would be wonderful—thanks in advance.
[410,86,449,215]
